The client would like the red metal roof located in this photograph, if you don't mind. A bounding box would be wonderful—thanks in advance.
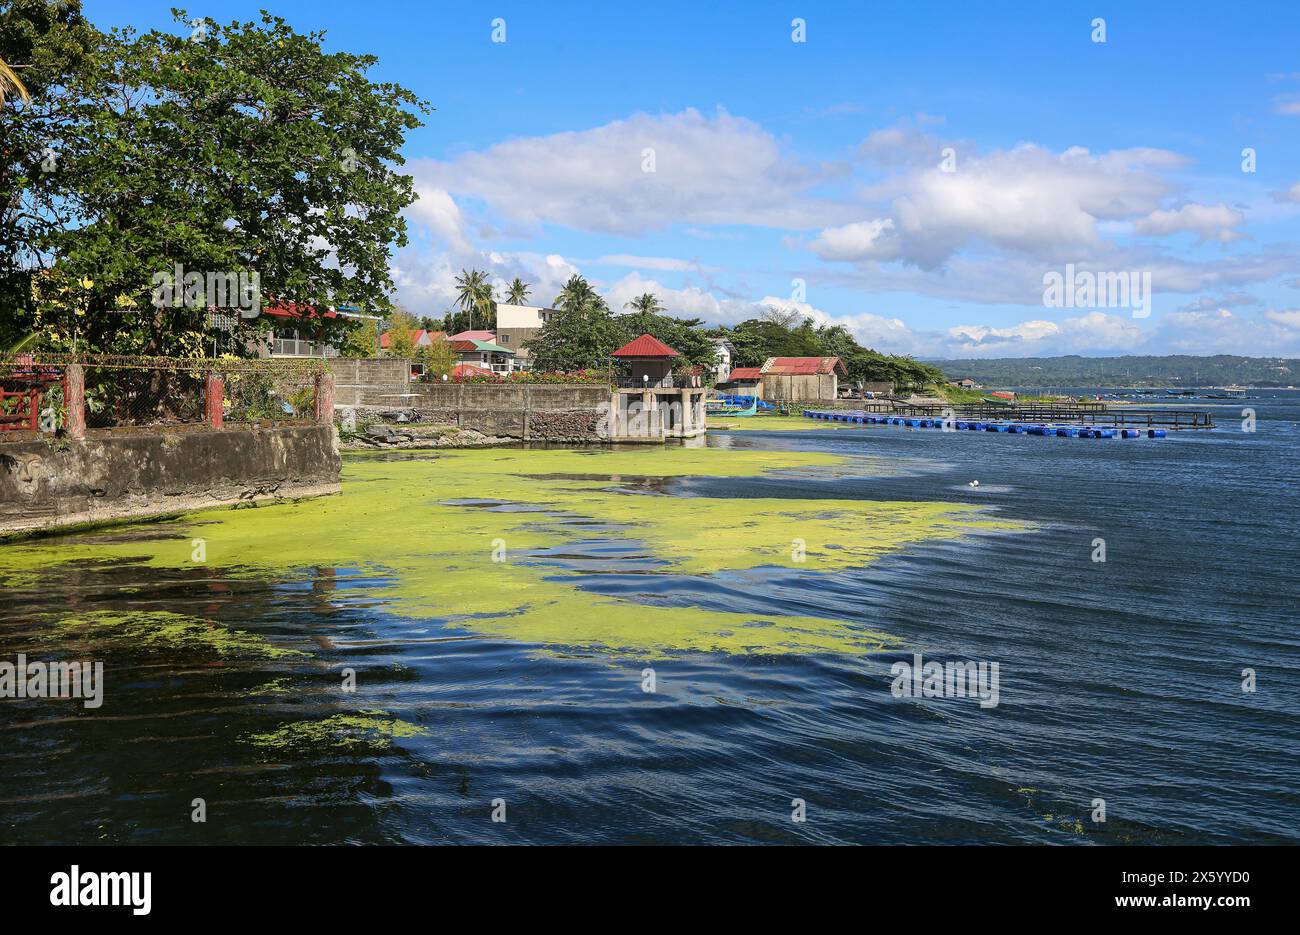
[452,363,495,378]
[263,303,339,320]
[611,333,679,358]
[726,367,763,381]
[762,356,846,376]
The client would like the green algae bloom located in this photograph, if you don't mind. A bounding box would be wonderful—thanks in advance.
[246,711,428,752]
[52,610,308,659]
[707,414,849,432]
[0,446,1025,657]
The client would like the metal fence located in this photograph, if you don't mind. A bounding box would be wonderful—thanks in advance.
[0,354,329,435]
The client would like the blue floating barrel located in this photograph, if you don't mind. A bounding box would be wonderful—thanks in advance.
[955,421,968,430]
[968,422,982,430]
[1098,428,1116,438]
[1056,427,1074,437]
[1121,429,1140,439]
[1148,428,1166,438]
[1007,425,1023,433]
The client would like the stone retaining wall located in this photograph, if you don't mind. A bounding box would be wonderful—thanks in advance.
[0,424,340,537]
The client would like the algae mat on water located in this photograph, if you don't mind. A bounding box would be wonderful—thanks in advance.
[0,446,1021,656]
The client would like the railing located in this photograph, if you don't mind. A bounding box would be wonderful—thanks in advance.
[614,377,690,389]
[273,338,339,358]
[0,354,333,436]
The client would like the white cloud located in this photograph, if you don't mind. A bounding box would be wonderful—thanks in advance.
[1271,182,1300,204]
[410,107,850,236]
[1133,202,1245,243]
[1273,95,1300,116]
[405,185,471,254]
[809,219,896,261]
[811,143,1183,268]
[592,254,716,273]
[392,248,578,315]
[1263,309,1300,329]
[605,272,727,320]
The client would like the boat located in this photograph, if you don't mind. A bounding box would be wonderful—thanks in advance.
[706,397,758,417]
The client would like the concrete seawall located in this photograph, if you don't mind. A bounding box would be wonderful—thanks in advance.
[0,424,340,537]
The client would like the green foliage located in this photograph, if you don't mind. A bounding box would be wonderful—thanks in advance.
[526,300,629,372]
[928,354,1300,388]
[505,277,530,305]
[453,268,495,330]
[384,309,417,358]
[3,6,427,357]
[338,317,379,358]
[715,313,941,390]
[525,279,713,373]
[417,335,456,378]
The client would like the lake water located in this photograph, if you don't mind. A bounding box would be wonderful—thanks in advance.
[2,389,1297,844]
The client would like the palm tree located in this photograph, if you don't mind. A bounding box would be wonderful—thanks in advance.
[453,268,495,330]
[505,278,531,305]
[553,275,605,314]
[623,292,665,333]
[0,58,30,105]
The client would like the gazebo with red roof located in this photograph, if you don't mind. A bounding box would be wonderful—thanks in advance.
[611,333,679,388]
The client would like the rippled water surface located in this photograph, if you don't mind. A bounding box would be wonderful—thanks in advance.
[2,390,1297,844]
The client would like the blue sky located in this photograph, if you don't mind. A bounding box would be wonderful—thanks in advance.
[86,1,1300,357]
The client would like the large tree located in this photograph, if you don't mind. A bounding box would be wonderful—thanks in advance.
[0,0,98,348]
[6,8,427,357]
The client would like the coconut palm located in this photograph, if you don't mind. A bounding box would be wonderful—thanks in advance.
[453,268,495,330]
[0,58,30,105]
[623,292,665,332]
[553,275,605,314]
[505,277,531,305]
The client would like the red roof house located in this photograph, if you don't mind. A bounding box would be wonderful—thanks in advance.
[612,333,680,388]
[611,333,680,358]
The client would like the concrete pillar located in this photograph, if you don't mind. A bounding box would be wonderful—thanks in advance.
[206,372,224,429]
[315,371,335,423]
[64,363,86,438]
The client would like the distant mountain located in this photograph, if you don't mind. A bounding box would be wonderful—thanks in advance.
[924,355,1300,388]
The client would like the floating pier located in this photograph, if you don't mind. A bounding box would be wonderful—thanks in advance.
[801,408,1204,439]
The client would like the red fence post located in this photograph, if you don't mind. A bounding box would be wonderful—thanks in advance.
[206,371,224,429]
[314,370,334,424]
[64,363,86,438]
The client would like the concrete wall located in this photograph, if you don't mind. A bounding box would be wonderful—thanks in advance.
[0,424,340,537]
[344,381,613,443]
[328,357,413,406]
